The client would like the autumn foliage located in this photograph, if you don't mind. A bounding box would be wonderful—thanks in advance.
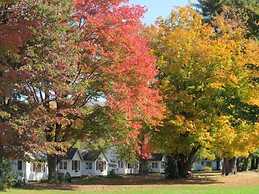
[1,0,258,183]
[149,7,259,177]
[0,0,164,179]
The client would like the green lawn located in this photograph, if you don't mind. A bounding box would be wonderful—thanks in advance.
[1,185,259,194]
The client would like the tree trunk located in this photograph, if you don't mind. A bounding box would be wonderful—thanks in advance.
[0,147,3,190]
[222,157,237,176]
[165,155,179,179]
[47,154,58,181]
[139,159,149,175]
[177,154,193,178]
[216,159,221,170]
[250,156,258,170]
[0,146,3,178]
[165,146,199,179]
[45,108,62,181]
[243,158,249,171]
[256,157,259,170]
[250,156,255,170]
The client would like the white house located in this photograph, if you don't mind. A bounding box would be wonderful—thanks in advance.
[81,150,109,176]
[192,160,222,171]
[58,148,83,177]
[11,154,48,182]
[105,148,139,175]
[116,160,139,175]
[58,148,109,177]
[147,154,166,173]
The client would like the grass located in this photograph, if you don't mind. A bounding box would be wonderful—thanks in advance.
[1,172,259,194]
[1,185,259,194]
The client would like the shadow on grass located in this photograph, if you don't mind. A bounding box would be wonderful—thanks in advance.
[22,172,224,190]
[22,183,75,191]
[71,175,223,185]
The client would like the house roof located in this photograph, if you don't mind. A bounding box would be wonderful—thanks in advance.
[60,148,82,160]
[81,150,101,161]
[148,153,164,161]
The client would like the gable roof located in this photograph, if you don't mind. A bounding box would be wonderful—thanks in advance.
[81,150,100,161]
[67,148,79,160]
[60,148,82,160]
[148,153,164,161]
[81,150,109,162]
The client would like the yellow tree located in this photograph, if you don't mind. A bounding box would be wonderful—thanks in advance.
[149,7,259,178]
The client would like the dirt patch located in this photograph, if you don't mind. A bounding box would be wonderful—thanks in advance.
[26,171,259,191]
[213,171,259,186]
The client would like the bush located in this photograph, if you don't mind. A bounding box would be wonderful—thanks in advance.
[12,177,25,188]
[64,172,71,183]
[57,173,65,183]
[107,169,120,178]
[0,159,16,191]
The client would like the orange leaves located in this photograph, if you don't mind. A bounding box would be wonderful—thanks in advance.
[151,7,259,160]
[75,0,164,127]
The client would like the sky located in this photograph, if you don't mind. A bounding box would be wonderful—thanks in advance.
[129,0,191,24]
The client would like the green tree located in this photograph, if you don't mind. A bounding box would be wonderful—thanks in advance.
[195,0,259,38]
[149,7,259,178]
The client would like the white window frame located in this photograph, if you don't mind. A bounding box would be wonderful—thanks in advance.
[85,162,92,170]
[151,162,158,169]
[59,161,67,170]
[72,160,80,172]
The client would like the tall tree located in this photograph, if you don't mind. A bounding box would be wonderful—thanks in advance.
[195,0,259,38]
[0,0,164,181]
[195,0,259,171]
[149,7,259,178]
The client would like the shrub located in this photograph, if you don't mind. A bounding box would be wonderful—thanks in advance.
[0,159,16,191]
[64,172,71,183]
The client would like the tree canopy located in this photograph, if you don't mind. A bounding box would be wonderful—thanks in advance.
[0,0,164,180]
[149,7,259,177]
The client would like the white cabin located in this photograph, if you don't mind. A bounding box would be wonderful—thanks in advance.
[81,150,109,176]
[11,157,48,182]
[58,148,83,177]
[147,154,166,173]
[58,148,109,177]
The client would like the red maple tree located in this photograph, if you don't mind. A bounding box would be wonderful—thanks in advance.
[0,0,164,179]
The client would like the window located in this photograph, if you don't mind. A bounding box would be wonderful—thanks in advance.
[118,160,124,168]
[32,163,43,173]
[151,162,158,169]
[59,161,67,170]
[128,163,133,169]
[85,162,92,170]
[59,161,63,169]
[17,160,23,171]
[64,161,67,170]
[72,160,80,172]
[96,160,106,172]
